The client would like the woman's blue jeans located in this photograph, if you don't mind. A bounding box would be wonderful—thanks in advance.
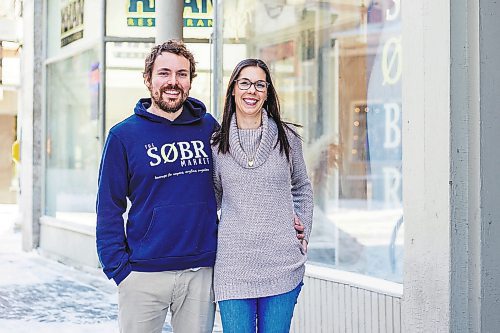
[218,282,303,333]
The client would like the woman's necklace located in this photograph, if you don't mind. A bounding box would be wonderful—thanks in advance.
[238,127,263,167]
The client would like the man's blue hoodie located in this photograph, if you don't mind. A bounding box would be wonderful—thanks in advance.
[96,97,219,285]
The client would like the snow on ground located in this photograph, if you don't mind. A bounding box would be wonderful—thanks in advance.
[0,205,180,332]
[0,205,120,332]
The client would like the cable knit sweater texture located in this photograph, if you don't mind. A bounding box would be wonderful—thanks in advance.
[212,110,314,302]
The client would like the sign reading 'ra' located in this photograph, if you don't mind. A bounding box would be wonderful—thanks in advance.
[127,0,213,28]
[61,0,84,47]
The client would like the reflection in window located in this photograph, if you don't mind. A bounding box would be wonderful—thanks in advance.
[104,41,153,133]
[45,49,100,223]
[222,0,403,282]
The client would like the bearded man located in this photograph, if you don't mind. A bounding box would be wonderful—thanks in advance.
[96,40,219,333]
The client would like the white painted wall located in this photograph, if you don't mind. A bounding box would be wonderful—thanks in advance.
[20,0,44,251]
[450,0,474,332]
[402,1,451,331]
[477,0,500,330]
[402,0,500,331]
[292,265,403,333]
[39,217,100,268]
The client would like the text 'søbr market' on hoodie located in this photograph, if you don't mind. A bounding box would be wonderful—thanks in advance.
[96,97,219,285]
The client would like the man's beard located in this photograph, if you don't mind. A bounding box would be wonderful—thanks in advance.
[151,85,188,113]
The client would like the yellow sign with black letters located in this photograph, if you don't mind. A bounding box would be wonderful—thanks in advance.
[127,0,213,28]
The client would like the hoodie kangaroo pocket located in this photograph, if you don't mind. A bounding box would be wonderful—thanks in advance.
[134,202,213,260]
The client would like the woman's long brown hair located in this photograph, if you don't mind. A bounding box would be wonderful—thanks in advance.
[211,58,301,161]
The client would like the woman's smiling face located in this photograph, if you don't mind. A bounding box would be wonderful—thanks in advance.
[233,66,268,118]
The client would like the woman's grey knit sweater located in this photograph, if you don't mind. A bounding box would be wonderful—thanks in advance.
[212,110,313,302]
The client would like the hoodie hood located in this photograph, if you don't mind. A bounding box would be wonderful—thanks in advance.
[134,97,207,125]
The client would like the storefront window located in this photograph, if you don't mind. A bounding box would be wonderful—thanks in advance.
[220,0,403,282]
[45,48,100,223]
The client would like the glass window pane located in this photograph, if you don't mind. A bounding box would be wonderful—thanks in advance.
[221,0,403,282]
[104,41,152,133]
[45,48,101,224]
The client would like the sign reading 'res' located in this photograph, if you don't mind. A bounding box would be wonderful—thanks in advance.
[127,0,213,28]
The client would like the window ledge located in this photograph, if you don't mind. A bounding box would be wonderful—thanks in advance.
[305,263,403,297]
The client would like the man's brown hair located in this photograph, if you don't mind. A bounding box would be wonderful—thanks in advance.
[143,40,197,84]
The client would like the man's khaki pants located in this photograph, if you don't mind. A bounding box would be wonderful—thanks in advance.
[118,268,214,333]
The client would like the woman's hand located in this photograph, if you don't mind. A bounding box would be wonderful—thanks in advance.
[294,215,308,253]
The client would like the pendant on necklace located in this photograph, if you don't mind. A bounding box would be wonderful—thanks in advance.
[248,160,254,167]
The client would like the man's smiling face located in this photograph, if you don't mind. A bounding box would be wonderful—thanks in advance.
[146,52,192,113]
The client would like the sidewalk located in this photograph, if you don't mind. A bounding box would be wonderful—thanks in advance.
[0,205,221,332]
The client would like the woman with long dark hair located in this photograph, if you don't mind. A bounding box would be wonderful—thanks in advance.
[211,59,314,332]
